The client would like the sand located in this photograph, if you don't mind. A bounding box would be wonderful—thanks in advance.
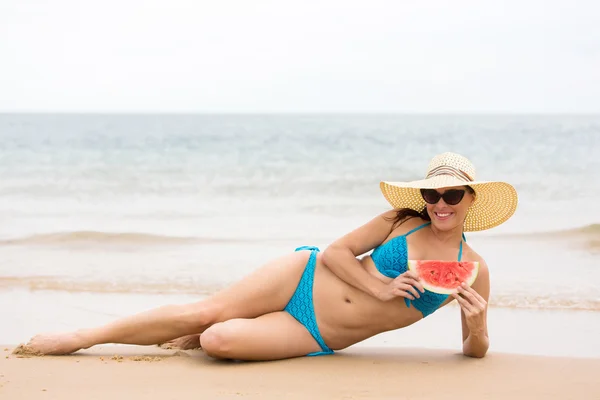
[1,345,599,399]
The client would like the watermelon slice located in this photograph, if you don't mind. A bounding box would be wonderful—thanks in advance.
[407,260,479,294]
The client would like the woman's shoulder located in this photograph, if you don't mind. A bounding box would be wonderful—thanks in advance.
[385,211,429,234]
[462,242,489,273]
[461,243,491,292]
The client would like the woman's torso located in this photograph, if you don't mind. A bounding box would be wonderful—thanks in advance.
[313,217,470,350]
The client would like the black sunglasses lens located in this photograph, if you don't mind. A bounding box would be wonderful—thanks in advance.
[421,189,440,204]
[441,190,465,205]
[421,189,465,205]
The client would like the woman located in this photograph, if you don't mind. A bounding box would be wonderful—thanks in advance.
[25,152,518,360]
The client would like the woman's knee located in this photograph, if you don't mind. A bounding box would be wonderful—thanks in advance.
[200,320,241,358]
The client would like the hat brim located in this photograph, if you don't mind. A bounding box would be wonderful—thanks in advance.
[380,176,518,232]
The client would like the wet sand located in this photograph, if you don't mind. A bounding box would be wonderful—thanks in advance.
[1,344,599,399]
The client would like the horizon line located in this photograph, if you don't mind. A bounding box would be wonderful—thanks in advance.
[1,110,600,116]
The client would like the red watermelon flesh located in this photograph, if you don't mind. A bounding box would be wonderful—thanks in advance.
[407,260,479,294]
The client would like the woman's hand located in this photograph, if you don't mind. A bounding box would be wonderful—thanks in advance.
[452,282,487,333]
[378,271,425,302]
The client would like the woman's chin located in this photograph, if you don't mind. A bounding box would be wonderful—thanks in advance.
[431,215,460,230]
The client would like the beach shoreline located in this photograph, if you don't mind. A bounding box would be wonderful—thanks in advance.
[2,344,599,399]
[4,287,599,360]
[1,114,599,399]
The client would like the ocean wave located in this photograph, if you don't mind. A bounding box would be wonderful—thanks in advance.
[574,223,600,234]
[487,294,600,312]
[489,224,600,253]
[0,231,246,247]
[495,224,600,254]
[499,223,600,238]
[1,276,598,312]
[546,224,600,252]
[0,276,222,295]
[558,223,600,236]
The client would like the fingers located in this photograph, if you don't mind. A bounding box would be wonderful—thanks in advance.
[390,279,423,300]
[463,284,487,304]
[400,270,425,293]
[393,277,422,298]
[456,286,479,305]
[451,292,475,314]
[452,282,488,316]
[392,287,414,300]
[396,283,420,299]
[397,271,425,293]
[410,279,425,294]
[457,283,487,309]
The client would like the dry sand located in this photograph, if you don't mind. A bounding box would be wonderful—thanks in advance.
[1,344,599,399]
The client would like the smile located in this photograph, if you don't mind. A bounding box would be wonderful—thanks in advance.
[434,212,454,220]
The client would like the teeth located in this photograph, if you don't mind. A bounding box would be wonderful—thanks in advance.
[436,213,451,217]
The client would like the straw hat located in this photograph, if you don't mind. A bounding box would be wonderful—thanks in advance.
[379,152,518,232]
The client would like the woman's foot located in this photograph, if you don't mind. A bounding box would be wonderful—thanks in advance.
[159,334,201,350]
[24,331,88,355]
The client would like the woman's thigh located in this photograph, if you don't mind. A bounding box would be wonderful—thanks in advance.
[200,250,312,323]
[200,311,325,361]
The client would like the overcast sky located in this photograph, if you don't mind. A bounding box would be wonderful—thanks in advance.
[1,0,598,113]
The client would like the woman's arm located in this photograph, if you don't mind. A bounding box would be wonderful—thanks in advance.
[452,260,490,358]
[322,210,423,302]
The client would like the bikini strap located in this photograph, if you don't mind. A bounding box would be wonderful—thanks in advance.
[404,222,431,237]
[458,232,466,261]
[404,222,465,260]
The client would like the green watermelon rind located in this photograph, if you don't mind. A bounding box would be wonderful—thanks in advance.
[407,260,480,295]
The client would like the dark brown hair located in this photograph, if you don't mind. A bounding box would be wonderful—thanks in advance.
[385,185,475,229]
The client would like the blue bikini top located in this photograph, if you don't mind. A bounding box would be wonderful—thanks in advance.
[370,222,464,317]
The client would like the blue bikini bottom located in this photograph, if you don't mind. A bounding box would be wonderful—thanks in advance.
[283,246,334,356]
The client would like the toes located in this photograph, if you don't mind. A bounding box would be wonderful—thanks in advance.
[158,340,178,349]
[157,337,201,351]
[12,344,44,356]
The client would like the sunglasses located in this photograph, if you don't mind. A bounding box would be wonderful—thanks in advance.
[420,189,466,205]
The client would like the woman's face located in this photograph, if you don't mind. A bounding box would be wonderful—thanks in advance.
[421,186,475,231]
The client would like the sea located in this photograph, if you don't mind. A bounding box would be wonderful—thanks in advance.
[0,113,599,358]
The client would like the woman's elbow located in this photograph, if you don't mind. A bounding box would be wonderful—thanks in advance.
[462,341,489,358]
[462,334,490,358]
[322,244,342,266]
[462,348,488,358]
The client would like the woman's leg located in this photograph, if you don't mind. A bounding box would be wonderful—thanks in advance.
[26,250,313,355]
[200,311,325,361]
